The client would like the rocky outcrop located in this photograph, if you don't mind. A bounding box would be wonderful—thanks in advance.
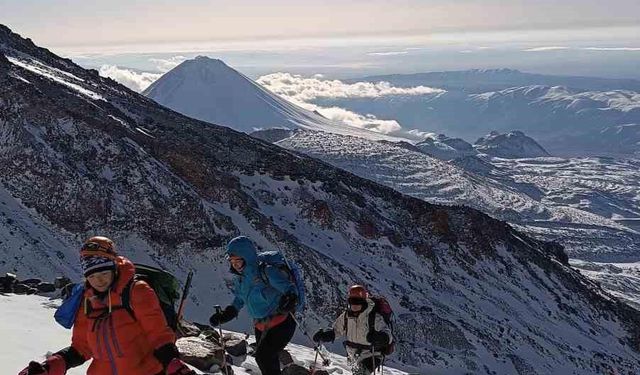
[474,130,550,158]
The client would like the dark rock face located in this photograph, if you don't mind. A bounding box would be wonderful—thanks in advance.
[2,24,640,373]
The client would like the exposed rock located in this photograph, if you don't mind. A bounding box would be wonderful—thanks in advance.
[36,282,56,293]
[20,278,42,286]
[224,338,248,357]
[13,284,37,295]
[54,276,71,289]
[282,363,313,375]
[176,336,225,371]
[278,350,295,367]
[177,320,202,338]
[0,273,17,292]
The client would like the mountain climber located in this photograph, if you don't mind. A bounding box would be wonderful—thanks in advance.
[18,236,194,375]
[312,285,393,375]
[209,236,298,375]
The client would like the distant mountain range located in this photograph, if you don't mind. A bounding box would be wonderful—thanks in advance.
[311,84,640,156]
[348,68,640,93]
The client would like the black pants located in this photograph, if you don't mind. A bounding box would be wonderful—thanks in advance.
[360,356,382,374]
[254,314,297,375]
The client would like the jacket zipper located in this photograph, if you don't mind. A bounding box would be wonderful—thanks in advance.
[102,316,119,375]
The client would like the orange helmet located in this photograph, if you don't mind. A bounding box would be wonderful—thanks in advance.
[80,236,117,259]
[348,284,369,300]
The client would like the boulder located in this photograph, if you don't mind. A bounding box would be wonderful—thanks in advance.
[225,338,248,357]
[54,276,71,289]
[0,273,17,292]
[13,284,38,295]
[21,278,42,286]
[177,320,202,338]
[177,336,225,371]
[37,282,56,293]
[282,363,329,375]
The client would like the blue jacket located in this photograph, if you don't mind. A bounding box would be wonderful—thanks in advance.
[227,236,296,320]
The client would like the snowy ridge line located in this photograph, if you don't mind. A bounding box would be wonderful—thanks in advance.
[6,56,105,101]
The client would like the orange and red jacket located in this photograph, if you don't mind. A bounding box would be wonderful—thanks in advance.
[70,256,175,375]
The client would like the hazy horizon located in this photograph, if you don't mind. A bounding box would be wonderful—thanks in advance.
[3,1,638,92]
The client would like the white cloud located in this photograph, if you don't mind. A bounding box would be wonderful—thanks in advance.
[522,46,570,52]
[98,65,162,92]
[367,51,409,56]
[149,55,187,72]
[316,106,403,134]
[257,73,445,136]
[257,72,445,102]
[582,47,640,51]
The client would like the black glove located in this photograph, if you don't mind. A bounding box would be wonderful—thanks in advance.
[209,305,238,326]
[312,328,336,343]
[366,331,390,348]
[277,292,298,313]
[20,361,46,375]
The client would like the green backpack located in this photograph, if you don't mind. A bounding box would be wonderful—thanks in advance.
[121,263,182,331]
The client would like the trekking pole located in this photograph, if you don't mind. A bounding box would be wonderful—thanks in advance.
[371,345,376,375]
[288,312,331,365]
[214,305,229,375]
[309,346,320,375]
[176,270,194,335]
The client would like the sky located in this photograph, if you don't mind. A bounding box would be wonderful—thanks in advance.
[2,0,639,49]
[2,0,639,85]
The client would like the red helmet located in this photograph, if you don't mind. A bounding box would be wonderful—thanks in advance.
[80,236,117,259]
[348,285,369,300]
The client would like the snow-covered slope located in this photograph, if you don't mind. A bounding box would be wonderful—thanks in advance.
[3,24,640,373]
[473,130,550,158]
[276,131,640,260]
[143,56,399,141]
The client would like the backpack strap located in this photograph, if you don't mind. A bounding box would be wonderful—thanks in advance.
[343,310,348,334]
[120,278,138,322]
[368,308,376,337]
[258,262,269,285]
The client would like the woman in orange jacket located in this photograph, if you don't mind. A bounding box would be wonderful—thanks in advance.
[18,236,194,375]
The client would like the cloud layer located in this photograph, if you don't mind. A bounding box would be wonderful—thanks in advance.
[258,73,444,136]
[257,72,444,102]
[98,65,162,92]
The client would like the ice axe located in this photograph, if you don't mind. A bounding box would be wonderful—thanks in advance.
[214,305,230,375]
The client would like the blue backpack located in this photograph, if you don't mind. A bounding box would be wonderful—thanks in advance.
[54,283,84,329]
[257,251,306,312]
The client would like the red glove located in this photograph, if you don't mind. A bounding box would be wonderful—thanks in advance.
[166,358,196,375]
[18,355,66,375]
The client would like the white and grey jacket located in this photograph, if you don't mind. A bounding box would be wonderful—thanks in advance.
[332,298,392,361]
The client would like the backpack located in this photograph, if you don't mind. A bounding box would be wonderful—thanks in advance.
[344,295,396,355]
[257,251,306,312]
[54,283,84,329]
[121,263,181,331]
